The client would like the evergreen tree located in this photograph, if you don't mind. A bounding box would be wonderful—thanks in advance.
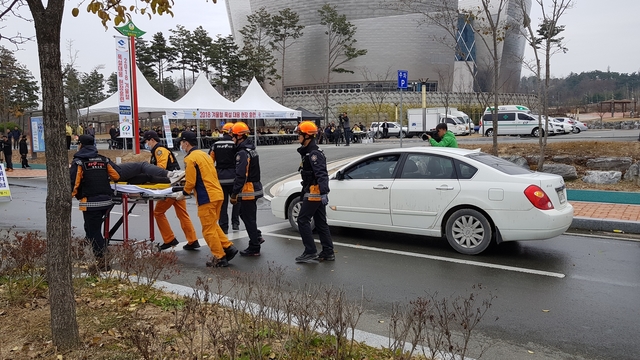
[239,7,278,86]
[169,25,196,92]
[269,7,304,104]
[148,32,175,95]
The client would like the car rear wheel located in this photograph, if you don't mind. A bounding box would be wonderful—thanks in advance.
[532,127,544,137]
[445,209,492,255]
[572,127,581,134]
[397,131,407,138]
[287,196,314,232]
[485,129,493,137]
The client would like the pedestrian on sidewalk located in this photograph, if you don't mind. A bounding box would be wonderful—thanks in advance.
[19,135,30,169]
[65,122,73,150]
[294,121,334,263]
[11,127,21,150]
[1,134,13,172]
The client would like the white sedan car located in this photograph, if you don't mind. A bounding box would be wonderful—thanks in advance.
[271,148,573,255]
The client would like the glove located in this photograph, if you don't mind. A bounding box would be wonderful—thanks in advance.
[173,191,186,201]
[321,194,329,205]
[230,194,238,205]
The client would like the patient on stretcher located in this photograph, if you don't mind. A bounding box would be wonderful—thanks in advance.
[114,162,184,185]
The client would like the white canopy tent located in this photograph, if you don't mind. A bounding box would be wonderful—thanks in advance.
[78,66,182,118]
[168,75,243,120]
[233,78,301,119]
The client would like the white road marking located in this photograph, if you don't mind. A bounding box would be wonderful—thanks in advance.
[264,232,566,278]
[169,222,292,252]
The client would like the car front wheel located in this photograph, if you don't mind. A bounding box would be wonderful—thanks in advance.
[532,127,544,137]
[397,131,406,138]
[287,196,314,232]
[445,209,492,255]
[485,129,494,137]
[572,127,581,134]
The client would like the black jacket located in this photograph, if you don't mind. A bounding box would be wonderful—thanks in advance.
[19,139,28,155]
[297,139,330,196]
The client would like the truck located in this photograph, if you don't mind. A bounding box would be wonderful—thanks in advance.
[407,108,470,140]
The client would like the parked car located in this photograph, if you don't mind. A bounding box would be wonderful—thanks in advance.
[369,122,410,138]
[271,147,573,255]
[555,117,588,133]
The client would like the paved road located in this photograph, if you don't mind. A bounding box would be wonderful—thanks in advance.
[3,135,640,360]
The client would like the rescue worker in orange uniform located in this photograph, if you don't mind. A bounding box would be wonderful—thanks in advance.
[70,135,121,271]
[174,131,238,267]
[229,122,264,257]
[209,122,240,234]
[295,121,334,263]
[143,130,199,251]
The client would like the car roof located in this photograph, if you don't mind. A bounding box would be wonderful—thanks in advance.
[367,147,481,157]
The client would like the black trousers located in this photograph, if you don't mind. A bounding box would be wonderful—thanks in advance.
[297,199,333,255]
[220,184,240,232]
[66,136,72,150]
[239,198,262,250]
[20,154,28,168]
[83,209,108,258]
[343,128,351,145]
[3,152,12,169]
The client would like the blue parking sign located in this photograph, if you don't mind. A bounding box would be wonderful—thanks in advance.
[397,70,408,89]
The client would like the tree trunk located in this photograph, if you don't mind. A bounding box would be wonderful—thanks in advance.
[26,0,80,350]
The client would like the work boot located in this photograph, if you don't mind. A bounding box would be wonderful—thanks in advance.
[317,251,335,262]
[224,245,239,262]
[239,247,261,257]
[159,238,179,250]
[295,252,318,263]
[183,240,201,251]
[206,257,229,268]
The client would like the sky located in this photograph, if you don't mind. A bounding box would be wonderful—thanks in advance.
[2,0,640,85]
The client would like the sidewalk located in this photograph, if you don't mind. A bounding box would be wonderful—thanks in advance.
[6,167,640,234]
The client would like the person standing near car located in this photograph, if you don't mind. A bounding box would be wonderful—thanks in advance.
[426,123,458,148]
[294,121,334,263]
[143,130,199,251]
[229,122,264,257]
[382,120,389,139]
[174,131,238,267]
[209,122,240,234]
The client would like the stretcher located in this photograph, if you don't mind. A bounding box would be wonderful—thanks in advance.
[105,183,183,244]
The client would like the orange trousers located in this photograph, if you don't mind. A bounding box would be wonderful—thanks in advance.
[197,201,233,259]
[154,198,198,244]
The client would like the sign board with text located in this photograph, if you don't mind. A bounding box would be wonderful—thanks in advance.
[0,164,12,201]
[397,70,408,89]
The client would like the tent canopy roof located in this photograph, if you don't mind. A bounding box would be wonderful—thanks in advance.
[173,75,237,110]
[79,66,181,117]
[296,107,324,120]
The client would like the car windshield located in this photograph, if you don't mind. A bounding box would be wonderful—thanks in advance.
[465,153,532,175]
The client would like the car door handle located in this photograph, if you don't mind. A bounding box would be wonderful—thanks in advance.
[436,185,454,190]
[373,184,388,190]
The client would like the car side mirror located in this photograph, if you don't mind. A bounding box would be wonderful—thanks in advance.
[335,170,344,181]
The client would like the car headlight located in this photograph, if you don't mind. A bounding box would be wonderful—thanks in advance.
[273,183,285,197]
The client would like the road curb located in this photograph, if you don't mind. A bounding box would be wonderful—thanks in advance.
[570,217,640,234]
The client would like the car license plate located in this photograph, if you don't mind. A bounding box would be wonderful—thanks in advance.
[557,190,566,204]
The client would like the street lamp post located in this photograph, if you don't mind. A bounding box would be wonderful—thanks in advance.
[419,78,429,137]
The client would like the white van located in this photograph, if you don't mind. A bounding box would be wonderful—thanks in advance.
[480,105,554,137]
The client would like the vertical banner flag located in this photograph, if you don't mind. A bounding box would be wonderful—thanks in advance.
[162,115,174,149]
[30,116,45,152]
[115,36,133,138]
[0,164,12,201]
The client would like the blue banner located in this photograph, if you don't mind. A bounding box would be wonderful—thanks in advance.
[30,116,45,152]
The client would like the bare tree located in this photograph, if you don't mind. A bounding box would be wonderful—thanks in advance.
[389,0,515,155]
[359,66,393,122]
[269,7,304,105]
[517,0,573,170]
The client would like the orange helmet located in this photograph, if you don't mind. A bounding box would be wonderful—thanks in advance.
[231,121,250,136]
[222,122,234,133]
[297,121,318,135]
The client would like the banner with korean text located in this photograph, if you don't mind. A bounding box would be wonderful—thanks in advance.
[115,36,134,138]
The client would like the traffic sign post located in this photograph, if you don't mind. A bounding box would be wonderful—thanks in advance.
[397,70,408,148]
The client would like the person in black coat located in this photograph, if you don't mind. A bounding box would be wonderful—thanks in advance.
[19,135,30,168]
[1,134,13,171]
